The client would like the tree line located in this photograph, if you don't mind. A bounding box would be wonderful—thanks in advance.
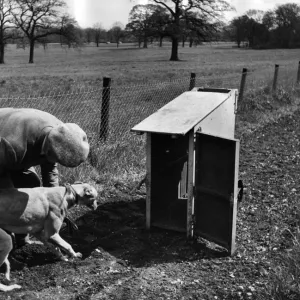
[1,0,300,64]
[85,1,300,60]
[0,0,83,63]
[226,4,300,49]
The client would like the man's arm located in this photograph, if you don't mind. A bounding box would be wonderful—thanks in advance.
[41,162,59,187]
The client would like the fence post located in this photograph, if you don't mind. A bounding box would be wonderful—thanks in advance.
[100,77,111,141]
[297,61,300,85]
[189,72,196,91]
[238,68,248,102]
[272,64,279,93]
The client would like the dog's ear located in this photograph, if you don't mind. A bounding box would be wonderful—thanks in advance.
[64,184,73,197]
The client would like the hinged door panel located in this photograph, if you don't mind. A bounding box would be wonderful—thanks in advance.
[194,133,239,254]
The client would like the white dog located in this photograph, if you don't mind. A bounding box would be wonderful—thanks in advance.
[0,183,98,292]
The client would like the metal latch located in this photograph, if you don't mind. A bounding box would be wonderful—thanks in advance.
[234,90,238,114]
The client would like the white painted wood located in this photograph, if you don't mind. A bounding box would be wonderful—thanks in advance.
[194,89,238,139]
[131,90,234,135]
[187,131,195,238]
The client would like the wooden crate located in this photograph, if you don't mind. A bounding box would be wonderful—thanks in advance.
[131,88,239,255]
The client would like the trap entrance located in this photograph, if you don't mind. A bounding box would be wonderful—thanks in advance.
[132,88,240,254]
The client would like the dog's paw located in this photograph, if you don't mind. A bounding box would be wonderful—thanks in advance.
[0,283,22,292]
[75,252,83,259]
[26,240,44,245]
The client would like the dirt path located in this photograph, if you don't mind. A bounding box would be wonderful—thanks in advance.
[1,109,300,300]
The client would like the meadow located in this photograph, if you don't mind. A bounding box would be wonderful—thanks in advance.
[1,42,299,93]
[1,42,300,299]
[1,42,299,189]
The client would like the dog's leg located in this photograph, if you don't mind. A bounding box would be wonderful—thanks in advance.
[41,214,82,259]
[4,257,10,281]
[2,257,21,290]
[32,231,70,261]
[49,233,82,259]
[0,229,22,292]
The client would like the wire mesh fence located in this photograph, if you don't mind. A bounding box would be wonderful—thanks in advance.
[0,61,299,184]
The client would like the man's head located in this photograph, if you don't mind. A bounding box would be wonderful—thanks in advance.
[42,123,89,167]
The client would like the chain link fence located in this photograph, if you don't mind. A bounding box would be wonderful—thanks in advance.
[0,61,299,184]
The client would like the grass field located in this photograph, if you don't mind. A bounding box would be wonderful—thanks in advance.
[1,42,300,299]
[1,42,299,93]
[0,41,299,189]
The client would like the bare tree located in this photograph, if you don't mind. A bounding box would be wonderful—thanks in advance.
[11,0,68,63]
[149,0,233,61]
[0,0,15,63]
[93,22,105,47]
[85,27,94,43]
[110,21,125,47]
[59,15,82,48]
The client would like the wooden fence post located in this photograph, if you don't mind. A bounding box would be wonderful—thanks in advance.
[238,68,248,102]
[297,61,300,85]
[189,72,196,91]
[100,77,111,141]
[272,64,279,93]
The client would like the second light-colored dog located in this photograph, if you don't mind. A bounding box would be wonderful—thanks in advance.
[0,183,98,292]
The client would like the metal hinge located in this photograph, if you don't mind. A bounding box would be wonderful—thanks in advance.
[193,132,198,150]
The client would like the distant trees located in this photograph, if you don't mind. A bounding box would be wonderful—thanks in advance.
[0,0,15,63]
[126,1,231,57]
[0,1,298,65]
[229,4,300,49]
[272,3,300,48]
[229,14,268,48]
[149,0,232,61]
[11,0,76,63]
[108,22,125,47]
[93,23,105,47]
[126,4,169,48]
[59,15,82,48]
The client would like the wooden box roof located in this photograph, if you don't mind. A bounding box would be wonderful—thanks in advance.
[131,90,233,135]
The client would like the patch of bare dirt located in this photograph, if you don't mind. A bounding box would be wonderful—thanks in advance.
[1,109,300,299]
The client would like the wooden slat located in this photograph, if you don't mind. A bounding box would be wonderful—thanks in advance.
[146,133,151,229]
[131,91,232,135]
[230,139,240,255]
[187,131,195,238]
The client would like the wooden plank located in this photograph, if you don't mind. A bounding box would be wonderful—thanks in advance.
[230,139,240,255]
[146,133,151,229]
[178,161,188,199]
[194,90,237,140]
[187,131,195,238]
[194,133,239,254]
[131,91,233,135]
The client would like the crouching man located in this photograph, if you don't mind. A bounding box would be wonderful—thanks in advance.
[0,107,90,249]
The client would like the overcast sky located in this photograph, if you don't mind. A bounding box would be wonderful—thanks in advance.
[65,0,294,29]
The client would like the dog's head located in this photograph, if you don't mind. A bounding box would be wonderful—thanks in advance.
[70,183,99,210]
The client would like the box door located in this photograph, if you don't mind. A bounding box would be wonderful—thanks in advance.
[194,132,239,254]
